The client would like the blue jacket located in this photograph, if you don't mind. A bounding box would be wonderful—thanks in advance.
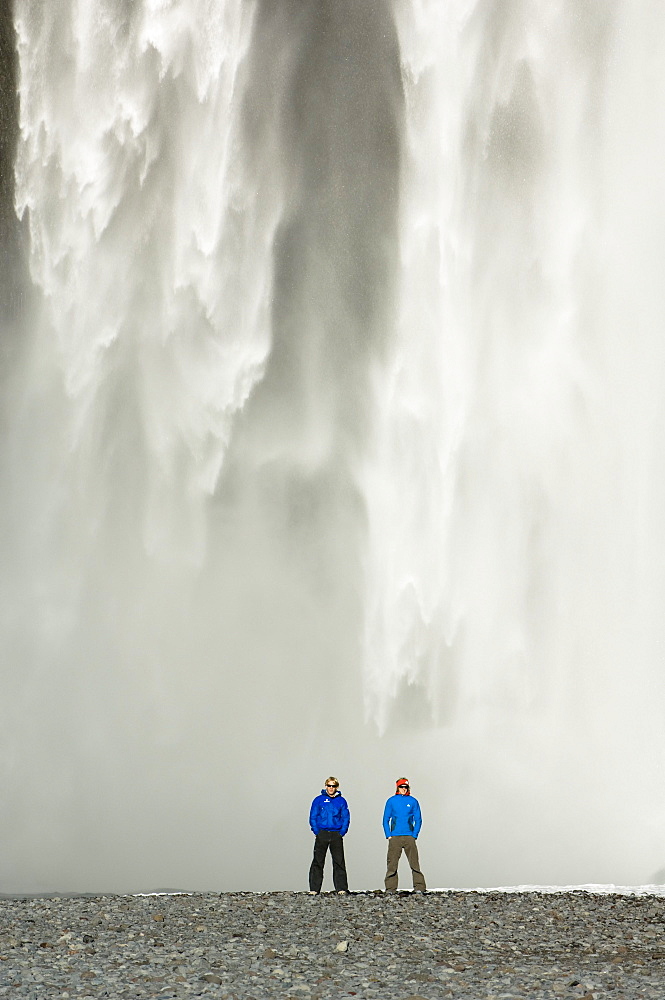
[383,794,422,839]
[309,790,350,836]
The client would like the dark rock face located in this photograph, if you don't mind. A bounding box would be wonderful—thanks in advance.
[0,2,22,322]
[0,889,664,997]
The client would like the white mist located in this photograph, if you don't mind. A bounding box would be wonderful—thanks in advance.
[1,0,665,892]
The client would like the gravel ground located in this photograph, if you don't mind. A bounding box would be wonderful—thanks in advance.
[0,890,664,999]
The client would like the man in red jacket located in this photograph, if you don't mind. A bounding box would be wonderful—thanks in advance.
[382,777,426,892]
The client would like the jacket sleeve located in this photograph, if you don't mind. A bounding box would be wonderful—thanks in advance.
[340,797,350,836]
[412,799,422,838]
[309,798,319,835]
[382,799,392,839]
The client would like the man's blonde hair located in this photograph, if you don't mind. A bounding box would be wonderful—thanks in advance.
[325,776,339,787]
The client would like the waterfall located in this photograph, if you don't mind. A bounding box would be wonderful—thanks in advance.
[364,0,665,723]
[2,0,665,891]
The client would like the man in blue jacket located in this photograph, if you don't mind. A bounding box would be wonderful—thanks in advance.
[382,777,426,892]
[308,776,350,893]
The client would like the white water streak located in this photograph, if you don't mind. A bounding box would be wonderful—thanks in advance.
[14,0,276,560]
[362,0,665,730]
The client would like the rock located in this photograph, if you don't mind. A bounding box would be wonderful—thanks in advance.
[0,889,661,1000]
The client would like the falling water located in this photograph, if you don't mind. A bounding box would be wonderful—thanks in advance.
[2,0,665,892]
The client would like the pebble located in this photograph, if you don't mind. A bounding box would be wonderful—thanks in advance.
[0,890,663,998]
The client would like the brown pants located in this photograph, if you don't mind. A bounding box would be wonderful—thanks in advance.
[385,835,426,891]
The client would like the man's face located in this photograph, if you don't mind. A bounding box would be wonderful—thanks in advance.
[397,785,409,795]
[325,782,338,796]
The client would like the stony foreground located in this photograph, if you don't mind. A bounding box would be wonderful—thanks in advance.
[0,890,664,999]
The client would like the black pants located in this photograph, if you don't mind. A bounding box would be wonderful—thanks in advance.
[309,831,348,891]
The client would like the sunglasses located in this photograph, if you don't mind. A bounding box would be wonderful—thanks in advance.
[325,784,338,788]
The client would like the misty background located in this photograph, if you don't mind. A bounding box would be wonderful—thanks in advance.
[1,0,665,892]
